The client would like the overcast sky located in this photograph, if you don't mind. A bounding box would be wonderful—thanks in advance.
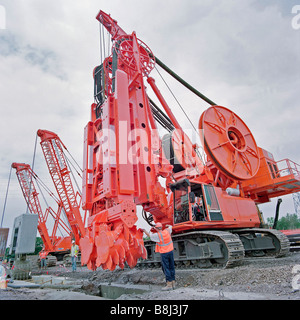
[0,0,300,242]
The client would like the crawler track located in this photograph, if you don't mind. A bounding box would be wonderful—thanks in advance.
[233,228,290,258]
[140,230,245,269]
[138,228,289,270]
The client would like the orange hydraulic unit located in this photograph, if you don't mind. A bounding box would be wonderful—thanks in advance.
[79,10,299,271]
[12,162,72,258]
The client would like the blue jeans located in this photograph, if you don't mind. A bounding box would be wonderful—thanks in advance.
[160,250,175,282]
[41,259,47,268]
[71,256,77,271]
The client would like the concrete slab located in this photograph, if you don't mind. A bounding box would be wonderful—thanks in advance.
[99,282,152,299]
[32,275,70,285]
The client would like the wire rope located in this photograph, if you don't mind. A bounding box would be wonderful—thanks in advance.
[154,66,205,164]
[0,166,12,228]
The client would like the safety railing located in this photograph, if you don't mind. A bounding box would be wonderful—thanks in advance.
[275,159,300,179]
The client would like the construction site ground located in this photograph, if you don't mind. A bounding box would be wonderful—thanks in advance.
[1,251,300,300]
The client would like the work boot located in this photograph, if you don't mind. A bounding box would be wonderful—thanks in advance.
[172,280,176,289]
[162,281,173,291]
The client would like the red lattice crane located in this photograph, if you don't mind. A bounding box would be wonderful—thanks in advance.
[12,162,72,257]
[37,130,86,245]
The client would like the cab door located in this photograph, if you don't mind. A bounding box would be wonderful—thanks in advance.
[202,184,223,221]
[171,179,192,224]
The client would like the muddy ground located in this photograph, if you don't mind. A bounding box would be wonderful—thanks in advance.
[1,251,300,300]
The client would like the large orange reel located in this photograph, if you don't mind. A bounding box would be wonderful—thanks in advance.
[199,106,260,181]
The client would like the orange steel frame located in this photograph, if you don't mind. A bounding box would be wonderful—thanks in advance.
[77,10,300,271]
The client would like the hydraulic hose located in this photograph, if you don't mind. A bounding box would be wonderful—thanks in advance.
[154,56,217,106]
[273,198,282,229]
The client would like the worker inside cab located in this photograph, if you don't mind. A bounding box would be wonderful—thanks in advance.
[192,197,206,221]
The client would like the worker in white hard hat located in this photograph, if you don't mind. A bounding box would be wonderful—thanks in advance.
[70,240,79,272]
[142,222,175,290]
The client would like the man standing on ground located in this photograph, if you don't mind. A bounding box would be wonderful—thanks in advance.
[142,222,176,291]
[39,248,47,270]
[71,240,79,272]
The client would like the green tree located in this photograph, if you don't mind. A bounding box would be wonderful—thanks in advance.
[267,213,300,230]
[266,217,274,228]
[33,237,44,255]
[276,213,300,230]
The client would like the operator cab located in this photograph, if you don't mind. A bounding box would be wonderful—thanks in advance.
[170,179,224,225]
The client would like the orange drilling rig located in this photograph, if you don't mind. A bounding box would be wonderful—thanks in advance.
[75,10,300,271]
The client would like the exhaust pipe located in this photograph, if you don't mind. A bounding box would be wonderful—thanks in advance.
[273,198,282,229]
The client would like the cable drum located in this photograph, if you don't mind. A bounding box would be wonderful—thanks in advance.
[199,106,260,181]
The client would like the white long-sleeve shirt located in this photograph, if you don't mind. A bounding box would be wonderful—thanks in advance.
[149,226,172,242]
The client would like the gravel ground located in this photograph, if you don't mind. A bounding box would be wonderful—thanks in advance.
[1,251,300,300]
